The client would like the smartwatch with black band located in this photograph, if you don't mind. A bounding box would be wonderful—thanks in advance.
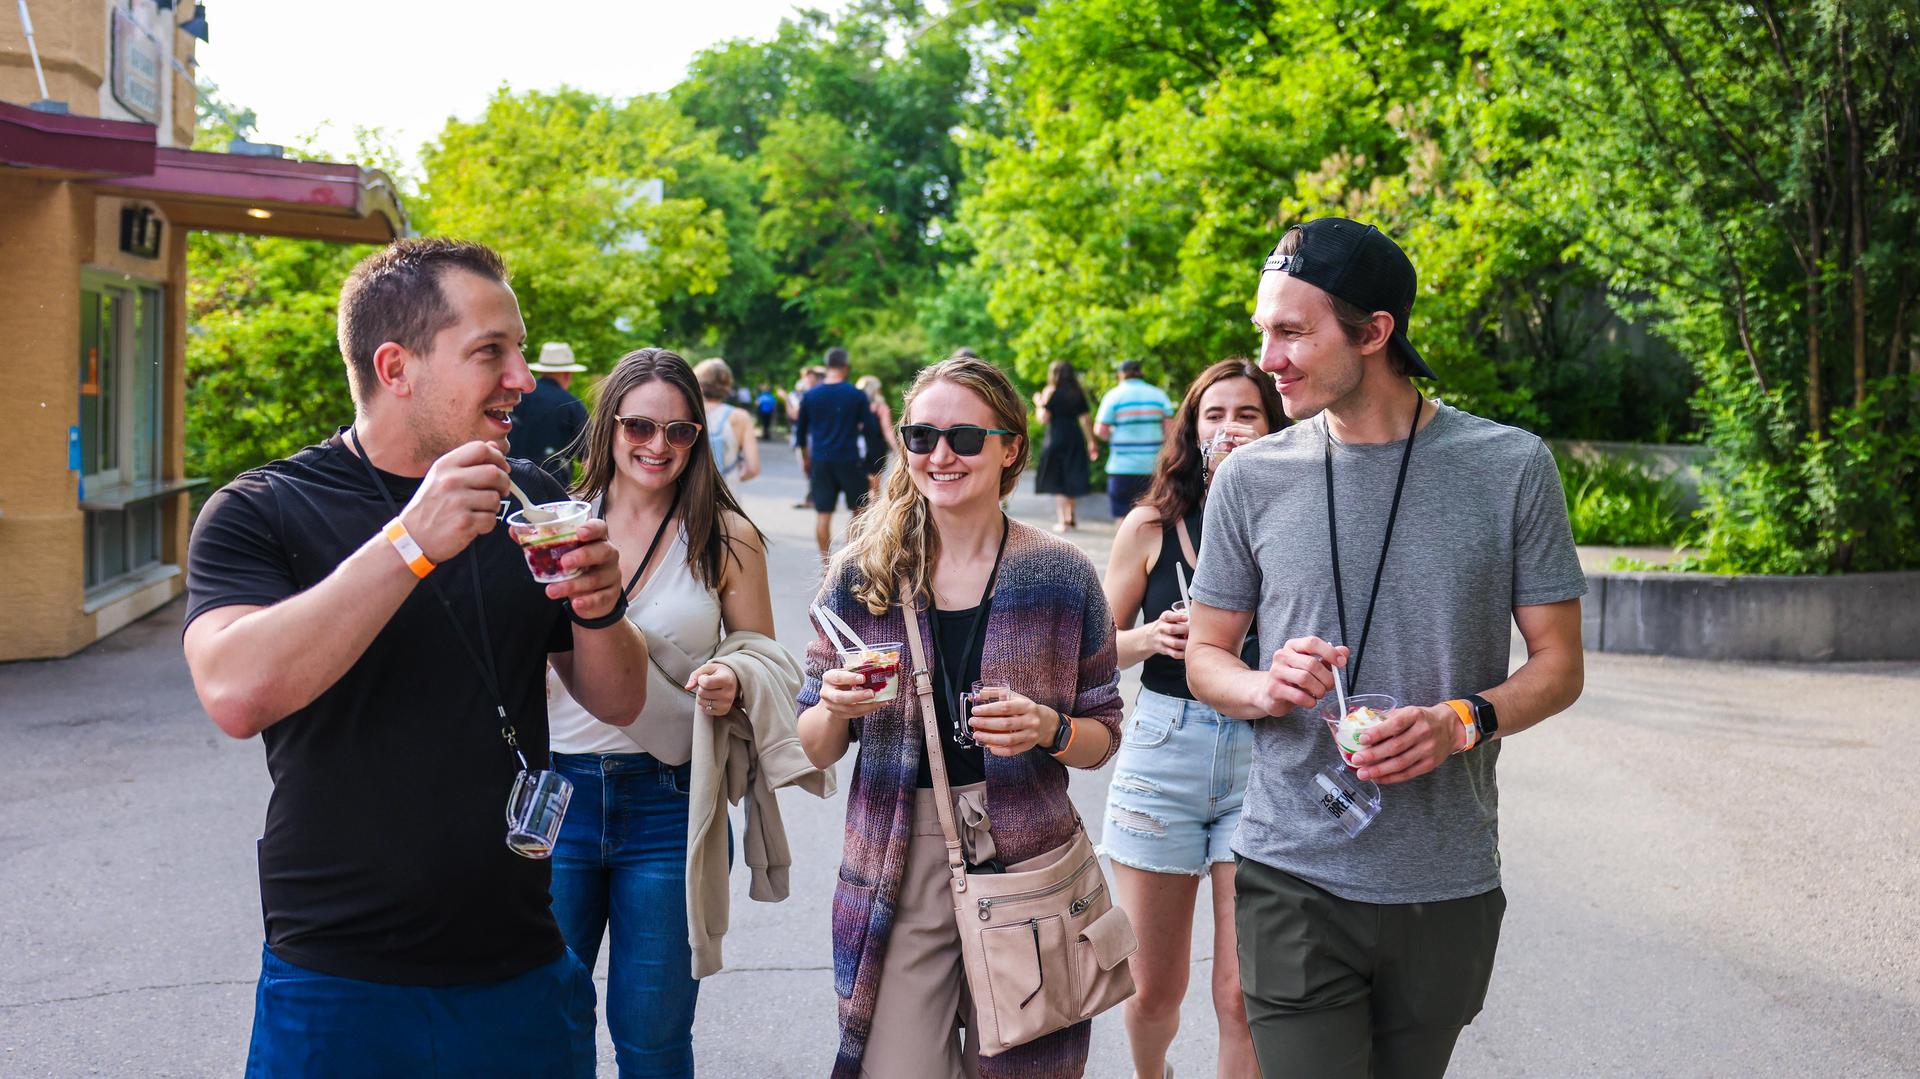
[1465,692,1498,741]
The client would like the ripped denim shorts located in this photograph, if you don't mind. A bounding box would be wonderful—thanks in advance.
[1097,686,1253,876]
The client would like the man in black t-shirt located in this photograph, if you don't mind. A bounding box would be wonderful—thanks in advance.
[184,239,651,1077]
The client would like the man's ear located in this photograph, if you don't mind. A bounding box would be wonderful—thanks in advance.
[1358,312,1396,357]
[372,341,413,398]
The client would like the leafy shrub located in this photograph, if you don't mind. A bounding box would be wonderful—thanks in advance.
[1554,451,1692,547]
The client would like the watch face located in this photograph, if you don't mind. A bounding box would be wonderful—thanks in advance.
[1470,696,1498,735]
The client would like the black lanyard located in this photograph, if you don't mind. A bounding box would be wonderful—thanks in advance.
[1323,396,1422,694]
[614,485,684,605]
[346,428,526,770]
[927,515,1010,737]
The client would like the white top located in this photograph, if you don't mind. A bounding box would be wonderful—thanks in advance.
[547,523,722,763]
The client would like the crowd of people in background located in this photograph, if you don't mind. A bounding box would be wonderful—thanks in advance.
[184,217,1586,1079]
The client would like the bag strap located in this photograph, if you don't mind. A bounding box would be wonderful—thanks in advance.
[902,595,971,895]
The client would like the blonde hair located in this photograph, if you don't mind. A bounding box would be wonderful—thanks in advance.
[856,374,882,403]
[693,357,734,402]
[841,355,1029,614]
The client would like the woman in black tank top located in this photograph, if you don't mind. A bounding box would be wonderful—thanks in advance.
[1099,360,1284,1079]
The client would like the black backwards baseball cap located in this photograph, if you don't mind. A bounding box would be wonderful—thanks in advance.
[1260,218,1436,379]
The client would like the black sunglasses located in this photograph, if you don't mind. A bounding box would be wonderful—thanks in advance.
[616,415,704,449]
[899,423,1015,456]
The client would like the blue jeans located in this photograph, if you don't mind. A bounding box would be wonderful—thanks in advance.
[244,944,595,1078]
[549,752,706,1078]
[1099,687,1253,875]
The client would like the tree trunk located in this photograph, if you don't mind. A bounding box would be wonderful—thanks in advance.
[1805,208,1824,436]
[1838,20,1869,410]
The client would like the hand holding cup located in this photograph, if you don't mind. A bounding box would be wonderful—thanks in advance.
[965,687,1053,757]
[817,667,890,725]
[541,518,624,620]
[1153,603,1191,659]
[1346,703,1461,785]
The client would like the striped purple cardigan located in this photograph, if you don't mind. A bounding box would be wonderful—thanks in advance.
[797,519,1124,1078]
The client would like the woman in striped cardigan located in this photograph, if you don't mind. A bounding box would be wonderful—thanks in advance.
[797,355,1124,1078]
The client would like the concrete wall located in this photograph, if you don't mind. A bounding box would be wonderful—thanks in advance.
[0,171,94,659]
[1583,569,1920,662]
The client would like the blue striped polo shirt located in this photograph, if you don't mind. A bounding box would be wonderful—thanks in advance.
[1095,378,1174,476]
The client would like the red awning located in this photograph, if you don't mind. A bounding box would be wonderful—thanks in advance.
[100,147,407,244]
[0,101,155,178]
[2,101,405,244]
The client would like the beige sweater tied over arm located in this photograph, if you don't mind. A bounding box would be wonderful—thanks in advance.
[685,629,835,979]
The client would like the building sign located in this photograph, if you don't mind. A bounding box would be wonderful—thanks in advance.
[111,10,163,125]
[120,205,164,259]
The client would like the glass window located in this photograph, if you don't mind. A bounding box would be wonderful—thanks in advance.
[80,278,168,592]
[132,286,162,484]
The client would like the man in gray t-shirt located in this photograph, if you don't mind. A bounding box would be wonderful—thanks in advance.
[1187,218,1587,1079]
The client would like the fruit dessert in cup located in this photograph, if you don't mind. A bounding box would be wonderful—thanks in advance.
[1318,693,1399,768]
[838,643,904,703]
[1336,698,1397,764]
[506,500,593,583]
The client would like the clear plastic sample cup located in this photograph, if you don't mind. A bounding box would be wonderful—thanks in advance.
[505,500,593,583]
[1306,692,1396,838]
[1320,693,1400,767]
[505,768,573,859]
[838,642,904,704]
[958,679,1011,749]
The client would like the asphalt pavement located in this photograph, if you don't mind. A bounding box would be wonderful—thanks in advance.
[1,439,1915,1077]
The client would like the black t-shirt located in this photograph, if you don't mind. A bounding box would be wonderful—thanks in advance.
[184,429,574,985]
[916,601,990,789]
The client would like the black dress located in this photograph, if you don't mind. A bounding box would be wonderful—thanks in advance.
[1034,386,1092,497]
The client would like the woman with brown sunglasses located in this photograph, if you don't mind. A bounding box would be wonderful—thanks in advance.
[544,347,829,1076]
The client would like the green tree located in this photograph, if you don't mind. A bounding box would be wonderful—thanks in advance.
[185,84,377,491]
[1508,0,1920,571]
[670,1,991,381]
[420,87,733,368]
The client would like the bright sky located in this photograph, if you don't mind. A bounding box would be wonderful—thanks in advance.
[194,0,847,177]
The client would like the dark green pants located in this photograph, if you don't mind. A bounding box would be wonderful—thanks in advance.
[1234,857,1505,1079]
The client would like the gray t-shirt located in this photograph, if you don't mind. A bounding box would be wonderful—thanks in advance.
[1190,402,1587,904]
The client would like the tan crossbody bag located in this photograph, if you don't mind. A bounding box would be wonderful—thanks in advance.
[901,596,1138,1055]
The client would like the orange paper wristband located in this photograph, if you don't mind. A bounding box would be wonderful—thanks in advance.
[1444,698,1478,752]
[382,520,435,579]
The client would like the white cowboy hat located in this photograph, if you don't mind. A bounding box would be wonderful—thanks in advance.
[530,342,588,373]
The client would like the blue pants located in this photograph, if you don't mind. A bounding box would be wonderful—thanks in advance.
[549,752,704,1078]
[1108,472,1153,519]
[243,944,595,1078]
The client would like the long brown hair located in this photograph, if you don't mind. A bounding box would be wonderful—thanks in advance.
[1137,359,1286,526]
[842,355,1029,614]
[572,347,763,589]
[1041,360,1087,414]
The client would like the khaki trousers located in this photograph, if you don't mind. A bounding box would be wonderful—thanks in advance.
[859,783,988,1079]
